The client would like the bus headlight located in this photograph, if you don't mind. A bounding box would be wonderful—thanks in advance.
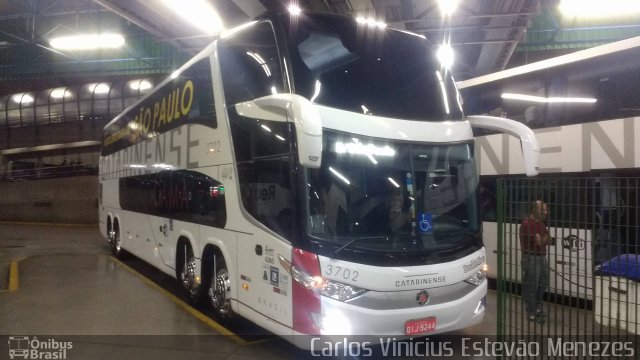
[280,254,367,302]
[464,270,487,286]
[321,280,366,301]
[291,267,366,301]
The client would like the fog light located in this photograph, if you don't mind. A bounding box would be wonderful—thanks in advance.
[311,309,352,335]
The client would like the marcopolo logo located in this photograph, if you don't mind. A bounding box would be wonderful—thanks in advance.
[8,336,72,360]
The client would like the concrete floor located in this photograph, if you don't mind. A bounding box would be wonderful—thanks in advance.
[2,222,606,359]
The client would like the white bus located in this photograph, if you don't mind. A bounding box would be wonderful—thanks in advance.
[460,36,640,300]
[99,10,538,347]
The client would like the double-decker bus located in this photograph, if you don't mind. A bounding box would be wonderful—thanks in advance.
[460,36,640,300]
[99,10,538,347]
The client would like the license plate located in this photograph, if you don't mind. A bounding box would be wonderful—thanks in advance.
[404,317,437,335]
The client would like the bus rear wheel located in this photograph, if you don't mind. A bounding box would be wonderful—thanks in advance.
[208,256,232,318]
[111,223,124,258]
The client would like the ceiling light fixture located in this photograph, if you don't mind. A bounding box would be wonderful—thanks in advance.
[129,80,153,91]
[438,0,460,17]
[159,0,223,35]
[288,4,302,16]
[501,93,597,103]
[12,94,34,104]
[49,33,125,50]
[50,88,71,99]
[90,83,111,95]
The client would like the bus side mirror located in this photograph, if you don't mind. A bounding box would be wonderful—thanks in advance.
[235,93,323,168]
[467,115,540,176]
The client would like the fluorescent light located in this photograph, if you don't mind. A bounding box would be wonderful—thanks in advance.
[50,88,71,99]
[501,93,597,103]
[50,33,124,50]
[388,178,400,188]
[159,0,223,35]
[12,93,34,104]
[438,0,460,16]
[90,83,110,94]
[559,0,640,18]
[275,135,286,141]
[329,167,351,185]
[129,80,153,91]
[288,4,302,16]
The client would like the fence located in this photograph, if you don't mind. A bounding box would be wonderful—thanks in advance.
[2,164,97,182]
[496,177,639,340]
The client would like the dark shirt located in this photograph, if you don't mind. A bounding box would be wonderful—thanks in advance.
[519,217,549,255]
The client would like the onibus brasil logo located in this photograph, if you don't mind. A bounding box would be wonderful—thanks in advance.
[8,336,72,359]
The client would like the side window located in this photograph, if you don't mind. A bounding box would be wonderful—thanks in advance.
[119,170,227,228]
[237,158,293,239]
[219,21,293,238]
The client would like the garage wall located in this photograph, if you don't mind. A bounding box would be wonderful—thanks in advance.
[0,176,98,224]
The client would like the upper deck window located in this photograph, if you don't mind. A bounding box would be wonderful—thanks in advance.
[286,14,464,121]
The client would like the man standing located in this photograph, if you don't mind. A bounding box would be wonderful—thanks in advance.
[519,200,551,324]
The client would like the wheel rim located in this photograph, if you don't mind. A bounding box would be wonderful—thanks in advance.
[181,256,197,295]
[107,228,115,245]
[209,267,231,314]
[113,229,121,255]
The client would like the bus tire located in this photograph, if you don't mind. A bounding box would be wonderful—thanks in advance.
[111,221,125,259]
[177,241,205,305]
[207,254,232,319]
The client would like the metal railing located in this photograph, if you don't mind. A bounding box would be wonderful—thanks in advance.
[2,164,97,182]
[496,177,640,340]
[0,79,157,129]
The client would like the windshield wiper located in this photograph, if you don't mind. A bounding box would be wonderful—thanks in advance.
[334,236,389,255]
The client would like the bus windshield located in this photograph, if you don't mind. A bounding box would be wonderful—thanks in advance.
[286,14,463,121]
[306,131,479,253]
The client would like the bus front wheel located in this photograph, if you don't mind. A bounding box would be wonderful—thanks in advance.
[179,243,202,304]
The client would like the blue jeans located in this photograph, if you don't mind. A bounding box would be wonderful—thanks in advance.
[522,254,549,316]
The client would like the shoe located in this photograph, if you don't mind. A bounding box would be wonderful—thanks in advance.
[528,314,536,321]
[535,311,546,324]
